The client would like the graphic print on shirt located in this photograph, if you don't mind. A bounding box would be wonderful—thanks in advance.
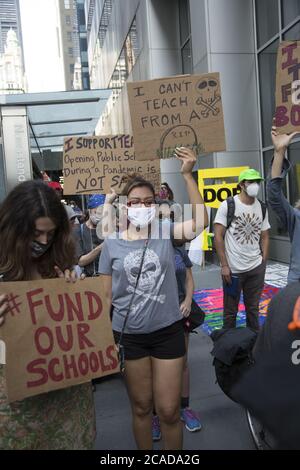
[124,248,166,313]
[232,213,261,245]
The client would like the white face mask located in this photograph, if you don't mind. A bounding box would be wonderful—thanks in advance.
[128,206,156,228]
[245,182,260,198]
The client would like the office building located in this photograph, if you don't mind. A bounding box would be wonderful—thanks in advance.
[57,0,90,90]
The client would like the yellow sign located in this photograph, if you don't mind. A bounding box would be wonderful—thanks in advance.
[202,231,214,251]
[198,166,249,250]
[198,166,249,209]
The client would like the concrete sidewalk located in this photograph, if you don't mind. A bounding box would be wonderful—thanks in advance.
[94,330,255,450]
[94,262,257,450]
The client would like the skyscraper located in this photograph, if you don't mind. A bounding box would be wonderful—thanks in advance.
[57,0,89,90]
[0,0,23,55]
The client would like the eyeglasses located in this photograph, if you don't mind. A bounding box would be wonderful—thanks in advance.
[127,198,155,208]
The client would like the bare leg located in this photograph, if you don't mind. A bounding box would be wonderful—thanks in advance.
[152,356,184,450]
[124,356,153,450]
[181,333,190,399]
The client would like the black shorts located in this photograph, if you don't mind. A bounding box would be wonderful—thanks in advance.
[113,320,186,361]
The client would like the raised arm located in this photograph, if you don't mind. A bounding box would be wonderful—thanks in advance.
[267,123,299,237]
[100,188,119,238]
[271,123,298,179]
[173,147,208,243]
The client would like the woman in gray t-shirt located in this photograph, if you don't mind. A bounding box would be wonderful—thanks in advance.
[99,147,208,450]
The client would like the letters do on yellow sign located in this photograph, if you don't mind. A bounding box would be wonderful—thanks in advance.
[197,166,249,209]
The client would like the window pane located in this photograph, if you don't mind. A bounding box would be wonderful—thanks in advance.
[281,0,300,28]
[288,140,300,207]
[283,20,300,40]
[179,0,190,45]
[255,0,279,48]
[263,149,288,237]
[258,40,278,148]
[182,39,192,74]
[78,8,86,27]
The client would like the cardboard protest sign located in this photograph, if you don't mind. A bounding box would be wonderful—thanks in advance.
[63,134,161,195]
[0,278,119,402]
[197,166,249,209]
[127,73,226,161]
[275,41,300,133]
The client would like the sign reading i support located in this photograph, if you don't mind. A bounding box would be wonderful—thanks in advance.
[63,134,161,195]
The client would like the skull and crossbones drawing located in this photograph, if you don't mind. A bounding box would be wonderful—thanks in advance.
[124,248,166,313]
[196,78,221,118]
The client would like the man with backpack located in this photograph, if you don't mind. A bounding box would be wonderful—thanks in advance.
[214,169,270,331]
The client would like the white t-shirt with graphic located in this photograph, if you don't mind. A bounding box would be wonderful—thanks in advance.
[214,196,270,274]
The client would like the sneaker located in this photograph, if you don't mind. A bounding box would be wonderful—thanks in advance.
[180,408,202,432]
[152,415,161,441]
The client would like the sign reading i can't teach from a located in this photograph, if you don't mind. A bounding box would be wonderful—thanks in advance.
[62,134,161,195]
[0,278,119,403]
[127,73,226,161]
[275,41,300,132]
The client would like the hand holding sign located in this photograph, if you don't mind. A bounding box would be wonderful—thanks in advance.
[54,266,78,284]
[174,147,197,175]
[105,187,118,205]
[271,119,300,153]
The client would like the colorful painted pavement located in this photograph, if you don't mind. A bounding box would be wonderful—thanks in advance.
[193,284,280,335]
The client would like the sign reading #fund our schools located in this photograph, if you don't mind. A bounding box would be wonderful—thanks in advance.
[127,73,226,161]
[0,278,119,402]
[275,41,300,133]
[63,134,161,195]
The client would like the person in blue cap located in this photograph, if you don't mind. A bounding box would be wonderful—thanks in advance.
[75,194,106,277]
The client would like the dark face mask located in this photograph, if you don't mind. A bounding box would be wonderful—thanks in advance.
[30,240,52,258]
